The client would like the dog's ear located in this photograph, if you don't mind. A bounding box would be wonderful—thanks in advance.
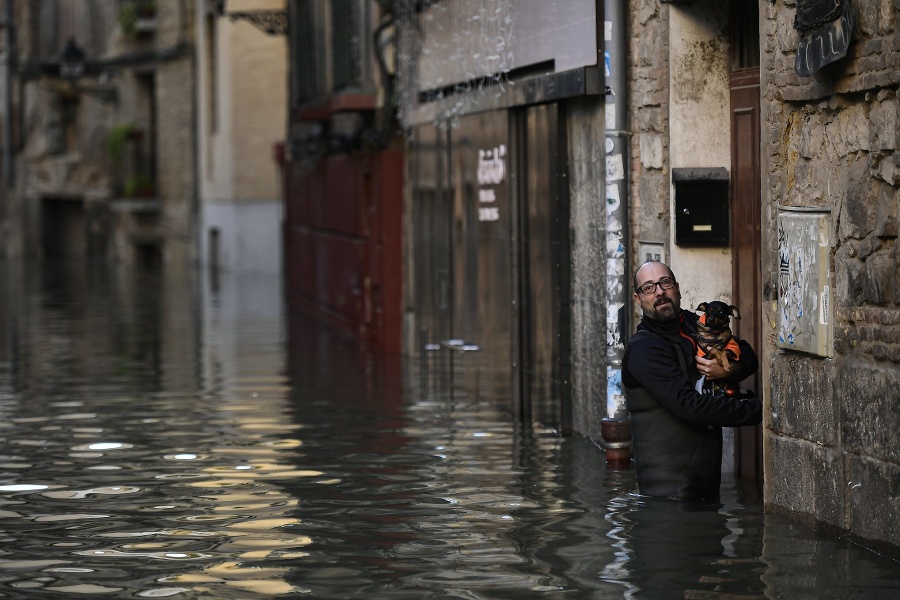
[730,305,741,319]
[696,302,708,312]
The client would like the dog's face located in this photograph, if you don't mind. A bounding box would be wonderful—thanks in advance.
[696,301,740,332]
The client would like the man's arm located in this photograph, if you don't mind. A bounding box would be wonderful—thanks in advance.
[627,338,762,427]
[730,338,759,382]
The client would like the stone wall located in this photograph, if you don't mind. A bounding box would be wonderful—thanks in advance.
[629,0,670,258]
[762,0,900,555]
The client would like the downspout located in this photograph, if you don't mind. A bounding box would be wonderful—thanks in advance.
[2,0,14,195]
[601,0,631,467]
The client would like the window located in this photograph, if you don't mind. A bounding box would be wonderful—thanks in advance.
[731,0,760,70]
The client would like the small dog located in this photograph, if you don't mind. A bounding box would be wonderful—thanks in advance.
[695,301,741,374]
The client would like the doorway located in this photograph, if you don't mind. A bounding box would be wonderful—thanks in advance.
[730,0,763,491]
[411,104,571,430]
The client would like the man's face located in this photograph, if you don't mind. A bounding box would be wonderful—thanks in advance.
[634,263,681,323]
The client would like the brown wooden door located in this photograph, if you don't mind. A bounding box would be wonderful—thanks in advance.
[730,68,762,492]
[729,0,763,496]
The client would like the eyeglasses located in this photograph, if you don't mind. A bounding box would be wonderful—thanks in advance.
[637,276,676,296]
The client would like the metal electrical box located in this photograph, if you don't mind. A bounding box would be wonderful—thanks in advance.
[673,168,730,246]
[776,209,833,357]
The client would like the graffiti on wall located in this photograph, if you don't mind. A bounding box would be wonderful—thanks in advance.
[777,210,833,357]
[606,135,626,355]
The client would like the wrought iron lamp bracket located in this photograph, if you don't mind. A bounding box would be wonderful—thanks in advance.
[227,10,288,36]
[212,2,287,36]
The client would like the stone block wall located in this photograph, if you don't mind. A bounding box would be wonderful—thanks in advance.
[762,0,900,556]
[629,0,670,258]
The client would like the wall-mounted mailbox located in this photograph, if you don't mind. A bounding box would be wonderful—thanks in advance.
[673,167,730,246]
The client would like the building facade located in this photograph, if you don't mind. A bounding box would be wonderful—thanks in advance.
[0,0,196,267]
[195,0,288,276]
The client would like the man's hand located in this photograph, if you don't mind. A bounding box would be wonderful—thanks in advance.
[696,355,727,380]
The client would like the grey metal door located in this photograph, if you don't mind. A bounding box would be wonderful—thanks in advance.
[449,112,514,412]
[413,106,571,430]
[517,104,570,431]
[411,125,453,353]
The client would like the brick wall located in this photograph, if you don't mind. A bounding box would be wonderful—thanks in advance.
[628,0,671,252]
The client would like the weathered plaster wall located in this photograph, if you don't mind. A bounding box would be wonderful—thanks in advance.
[762,0,900,555]
[667,0,733,313]
[569,96,608,441]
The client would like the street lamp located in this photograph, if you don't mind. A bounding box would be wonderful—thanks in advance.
[59,38,86,79]
[56,38,118,104]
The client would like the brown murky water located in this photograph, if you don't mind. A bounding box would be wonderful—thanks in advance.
[0,260,897,599]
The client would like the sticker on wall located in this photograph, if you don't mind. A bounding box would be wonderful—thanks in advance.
[606,366,625,417]
[605,100,616,130]
[605,153,624,182]
[606,185,620,212]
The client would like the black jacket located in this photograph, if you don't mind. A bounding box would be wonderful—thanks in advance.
[622,310,762,500]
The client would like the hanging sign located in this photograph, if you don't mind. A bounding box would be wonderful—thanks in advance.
[794,0,854,77]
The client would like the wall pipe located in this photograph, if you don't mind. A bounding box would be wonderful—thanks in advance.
[2,0,13,191]
[604,0,629,416]
[601,0,631,466]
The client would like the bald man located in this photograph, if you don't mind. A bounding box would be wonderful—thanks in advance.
[622,261,762,501]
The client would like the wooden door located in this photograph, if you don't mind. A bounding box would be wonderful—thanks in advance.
[730,0,762,493]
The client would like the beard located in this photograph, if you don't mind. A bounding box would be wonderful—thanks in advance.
[643,296,680,323]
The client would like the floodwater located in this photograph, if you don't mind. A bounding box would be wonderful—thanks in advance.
[0,260,898,599]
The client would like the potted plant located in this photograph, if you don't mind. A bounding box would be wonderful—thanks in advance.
[106,122,136,166]
[119,1,157,39]
[124,174,156,198]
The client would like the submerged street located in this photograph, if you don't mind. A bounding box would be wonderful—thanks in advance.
[0,260,898,599]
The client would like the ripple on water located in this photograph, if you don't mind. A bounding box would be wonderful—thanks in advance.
[42,486,142,499]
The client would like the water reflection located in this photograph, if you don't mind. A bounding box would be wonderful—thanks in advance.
[0,260,896,598]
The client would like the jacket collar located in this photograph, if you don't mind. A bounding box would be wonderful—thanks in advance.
[637,310,687,337]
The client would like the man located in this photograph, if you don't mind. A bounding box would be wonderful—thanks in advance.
[622,261,762,501]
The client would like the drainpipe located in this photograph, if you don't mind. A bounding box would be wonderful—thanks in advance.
[601,0,631,468]
[2,0,14,191]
